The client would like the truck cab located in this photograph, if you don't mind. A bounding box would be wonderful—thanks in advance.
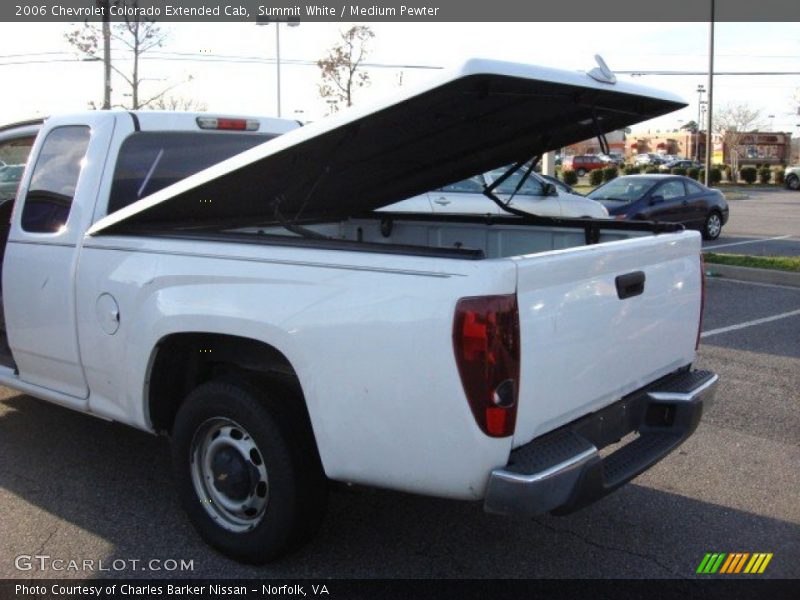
[0,112,298,386]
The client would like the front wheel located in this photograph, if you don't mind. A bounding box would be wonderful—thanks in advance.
[786,174,800,191]
[702,211,723,240]
[576,168,586,177]
[171,377,327,563]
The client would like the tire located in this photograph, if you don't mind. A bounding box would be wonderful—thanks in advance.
[787,174,800,191]
[576,168,586,177]
[171,376,327,563]
[702,211,723,241]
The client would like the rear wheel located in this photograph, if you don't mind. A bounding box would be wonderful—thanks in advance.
[786,174,800,191]
[576,168,586,177]
[702,211,723,240]
[171,377,327,563]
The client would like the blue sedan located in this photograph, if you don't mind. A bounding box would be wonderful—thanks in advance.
[588,175,729,240]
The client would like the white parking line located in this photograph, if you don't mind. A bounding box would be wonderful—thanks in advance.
[701,308,800,338]
[703,235,793,251]
[708,278,800,292]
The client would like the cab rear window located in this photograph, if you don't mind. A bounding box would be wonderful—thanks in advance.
[108,131,275,214]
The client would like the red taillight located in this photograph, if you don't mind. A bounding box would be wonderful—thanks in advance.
[453,295,520,437]
[696,253,706,350]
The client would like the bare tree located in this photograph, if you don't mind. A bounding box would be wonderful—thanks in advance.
[713,103,765,174]
[148,95,208,111]
[317,25,375,112]
[680,120,699,133]
[65,1,171,109]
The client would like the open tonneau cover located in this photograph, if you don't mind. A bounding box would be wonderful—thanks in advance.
[88,58,686,235]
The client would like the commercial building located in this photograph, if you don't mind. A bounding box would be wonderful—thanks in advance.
[625,130,792,165]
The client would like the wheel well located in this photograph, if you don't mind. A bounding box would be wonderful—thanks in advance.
[147,333,301,435]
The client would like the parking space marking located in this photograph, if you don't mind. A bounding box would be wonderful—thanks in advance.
[709,278,800,292]
[701,308,800,338]
[703,235,793,251]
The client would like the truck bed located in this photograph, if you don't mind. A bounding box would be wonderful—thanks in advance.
[77,214,702,489]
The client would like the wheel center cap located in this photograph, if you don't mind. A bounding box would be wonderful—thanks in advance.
[210,447,251,501]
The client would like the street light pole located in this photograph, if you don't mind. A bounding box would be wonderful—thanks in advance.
[257,17,299,118]
[275,23,281,117]
[704,0,715,186]
[695,84,705,162]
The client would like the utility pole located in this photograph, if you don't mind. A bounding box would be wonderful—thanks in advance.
[704,0,715,186]
[256,16,299,118]
[695,84,705,162]
[97,0,111,109]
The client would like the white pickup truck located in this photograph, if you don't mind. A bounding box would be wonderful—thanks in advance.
[1,59,717,563]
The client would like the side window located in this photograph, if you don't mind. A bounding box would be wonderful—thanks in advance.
[440,175,484,194]
[686,180,705,195]
[491,170,545,196]
[656,180,685,200]
[0,134,36,204]
[21,126,90,233]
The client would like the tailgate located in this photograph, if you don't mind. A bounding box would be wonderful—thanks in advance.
[512,230,702,447]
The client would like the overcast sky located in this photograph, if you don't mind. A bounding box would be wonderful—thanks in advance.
[1,21,798,133]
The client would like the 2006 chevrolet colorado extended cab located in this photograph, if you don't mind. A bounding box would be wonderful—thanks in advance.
[0,59,717,563]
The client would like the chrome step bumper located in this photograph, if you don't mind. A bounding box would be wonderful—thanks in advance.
[484,369,718,517]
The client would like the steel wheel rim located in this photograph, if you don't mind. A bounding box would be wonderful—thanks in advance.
[190,417,269,532]
[790,177,800,190]
[707,214,721,238]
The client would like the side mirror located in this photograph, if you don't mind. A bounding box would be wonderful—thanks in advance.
[542,182,557,196]
[650,194,664,205]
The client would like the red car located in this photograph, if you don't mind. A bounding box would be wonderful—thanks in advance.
[563,154,608,176]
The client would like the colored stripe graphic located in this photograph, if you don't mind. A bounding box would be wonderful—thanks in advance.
[745,553,774,574]
[698,553,727,573]
[719,554,736,574]
[734,553,750,573]
[758,554,773,573]
[697,553,712,573]
[699,552,772,575]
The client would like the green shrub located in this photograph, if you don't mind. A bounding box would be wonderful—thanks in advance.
[562,169,578,186]
[699,168,721,184]
[624,165,640,175]
[740,166,757,184]
[757,167,772,184]
[589,169,604,186]
[644,166,660,174]
[670,167,687,176]
[602,166,618,182]
[773,168,785,185]
[687,167,700,181]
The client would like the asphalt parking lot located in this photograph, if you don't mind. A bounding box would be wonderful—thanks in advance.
[1,190,798,581]
[703,188,800,257]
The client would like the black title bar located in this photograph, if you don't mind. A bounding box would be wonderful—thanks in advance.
[4,0,800,22]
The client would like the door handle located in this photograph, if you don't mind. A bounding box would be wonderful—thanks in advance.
[615,271,646,299]
[434,197,451,206]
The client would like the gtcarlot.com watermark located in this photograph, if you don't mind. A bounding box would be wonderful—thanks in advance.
[15,554,194,573]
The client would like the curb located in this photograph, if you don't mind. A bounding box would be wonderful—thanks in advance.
[705,263,800,288]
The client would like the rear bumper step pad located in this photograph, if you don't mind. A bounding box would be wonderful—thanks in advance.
[484,369,718,517]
